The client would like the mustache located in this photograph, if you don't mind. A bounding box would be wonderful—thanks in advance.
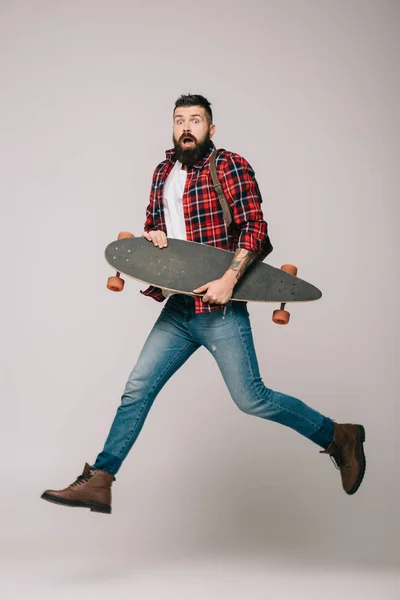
[179,133,197,143]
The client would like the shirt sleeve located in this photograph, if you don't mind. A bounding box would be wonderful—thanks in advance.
[220,154,268,254]
[143,169,158,232]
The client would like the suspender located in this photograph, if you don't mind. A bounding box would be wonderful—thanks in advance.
[209,148,233,228]
[208,148,273,260]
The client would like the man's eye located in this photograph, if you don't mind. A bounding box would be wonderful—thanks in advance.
[176,120,183,125]
[193,119,199,124]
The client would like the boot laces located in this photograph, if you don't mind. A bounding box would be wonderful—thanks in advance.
[330,448,351,470]
[71,472,93,488]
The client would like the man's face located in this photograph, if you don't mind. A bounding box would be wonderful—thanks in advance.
[172,106,216,166]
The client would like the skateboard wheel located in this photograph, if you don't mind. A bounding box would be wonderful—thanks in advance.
[281,264,298,276]
[107,276,125,292]
[117,231,134,240]
[272,309,290,325]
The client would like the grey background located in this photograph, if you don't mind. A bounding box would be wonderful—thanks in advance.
[1,0,398,598]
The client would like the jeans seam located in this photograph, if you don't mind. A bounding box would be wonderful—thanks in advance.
[231,308,257,381]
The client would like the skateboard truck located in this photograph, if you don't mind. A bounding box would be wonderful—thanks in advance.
[272,264,298,325]
[107,232,135,292]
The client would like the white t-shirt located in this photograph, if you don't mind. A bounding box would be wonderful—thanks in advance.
[162,160,187,298]
[163,160,187,240]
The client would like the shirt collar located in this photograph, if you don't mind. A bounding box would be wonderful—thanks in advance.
[165,141,215,170]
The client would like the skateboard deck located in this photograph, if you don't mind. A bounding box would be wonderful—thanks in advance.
[105,237,322,303]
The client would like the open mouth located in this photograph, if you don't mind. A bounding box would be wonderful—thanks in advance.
[182,136,195,146]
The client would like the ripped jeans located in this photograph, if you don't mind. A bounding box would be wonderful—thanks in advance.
[93,294,334,474]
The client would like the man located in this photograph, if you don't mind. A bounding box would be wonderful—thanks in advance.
[41,94,366,515]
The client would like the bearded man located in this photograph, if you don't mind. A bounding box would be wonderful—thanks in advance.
[41,94,366,514]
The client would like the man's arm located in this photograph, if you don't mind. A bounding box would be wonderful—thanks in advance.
[222,154,268,255]
[194,247,257,304]
[227,247,258,281]
[142,167,168,247]
[143,168,158,233]
[193,153,267,304]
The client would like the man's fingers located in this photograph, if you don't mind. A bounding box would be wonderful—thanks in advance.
[194,278,233,305]
[193,283,209,294]
[154,232,168,248]
[142,230,168,247]
[159,234,168,248]
[193,282,217,303]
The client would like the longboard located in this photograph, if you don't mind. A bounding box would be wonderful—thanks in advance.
[105,237,322,304]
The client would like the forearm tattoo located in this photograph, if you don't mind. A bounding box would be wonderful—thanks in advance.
[229,248,257,280]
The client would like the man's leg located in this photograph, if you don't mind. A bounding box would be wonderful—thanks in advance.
[92,303,200,475]
[192,302,333,445]
[41,296,200,511]
[191,301,366,494]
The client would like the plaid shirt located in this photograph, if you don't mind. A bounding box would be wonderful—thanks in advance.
[141,141,269,313]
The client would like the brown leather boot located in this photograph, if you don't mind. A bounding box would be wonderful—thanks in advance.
[320,423,366,495]
[41,463,115,514]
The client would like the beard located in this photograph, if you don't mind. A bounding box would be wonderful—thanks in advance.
[173,131,212,166]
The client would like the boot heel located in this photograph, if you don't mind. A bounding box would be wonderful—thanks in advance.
[90,503,111,514]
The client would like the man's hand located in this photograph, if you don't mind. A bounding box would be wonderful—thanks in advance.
[193,273,236,305]
[193,248,257,304]
[142,230,168,248]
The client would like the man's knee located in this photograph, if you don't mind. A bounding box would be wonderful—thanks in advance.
[233,386,275,416]
[232,391,258,415]
[121,372,148,406]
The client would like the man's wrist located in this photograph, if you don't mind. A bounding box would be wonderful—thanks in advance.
[222,269,238,288]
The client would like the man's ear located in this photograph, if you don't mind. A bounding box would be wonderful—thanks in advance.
[209,124,216,139]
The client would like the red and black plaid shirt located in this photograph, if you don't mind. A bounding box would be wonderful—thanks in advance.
[141,142,269,313]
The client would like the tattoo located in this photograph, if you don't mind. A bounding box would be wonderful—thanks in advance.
[229,248,257,280]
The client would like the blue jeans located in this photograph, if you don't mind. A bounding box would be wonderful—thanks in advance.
[93,295,334,475]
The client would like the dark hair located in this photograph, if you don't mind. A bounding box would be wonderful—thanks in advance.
[174,94,213,124]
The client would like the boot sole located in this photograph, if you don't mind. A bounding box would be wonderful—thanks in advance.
[347,425,366,495]
[41,492,111,514]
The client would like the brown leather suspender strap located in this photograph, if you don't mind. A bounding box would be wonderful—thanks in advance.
[209,148,273,260]
[209,148,233,228]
